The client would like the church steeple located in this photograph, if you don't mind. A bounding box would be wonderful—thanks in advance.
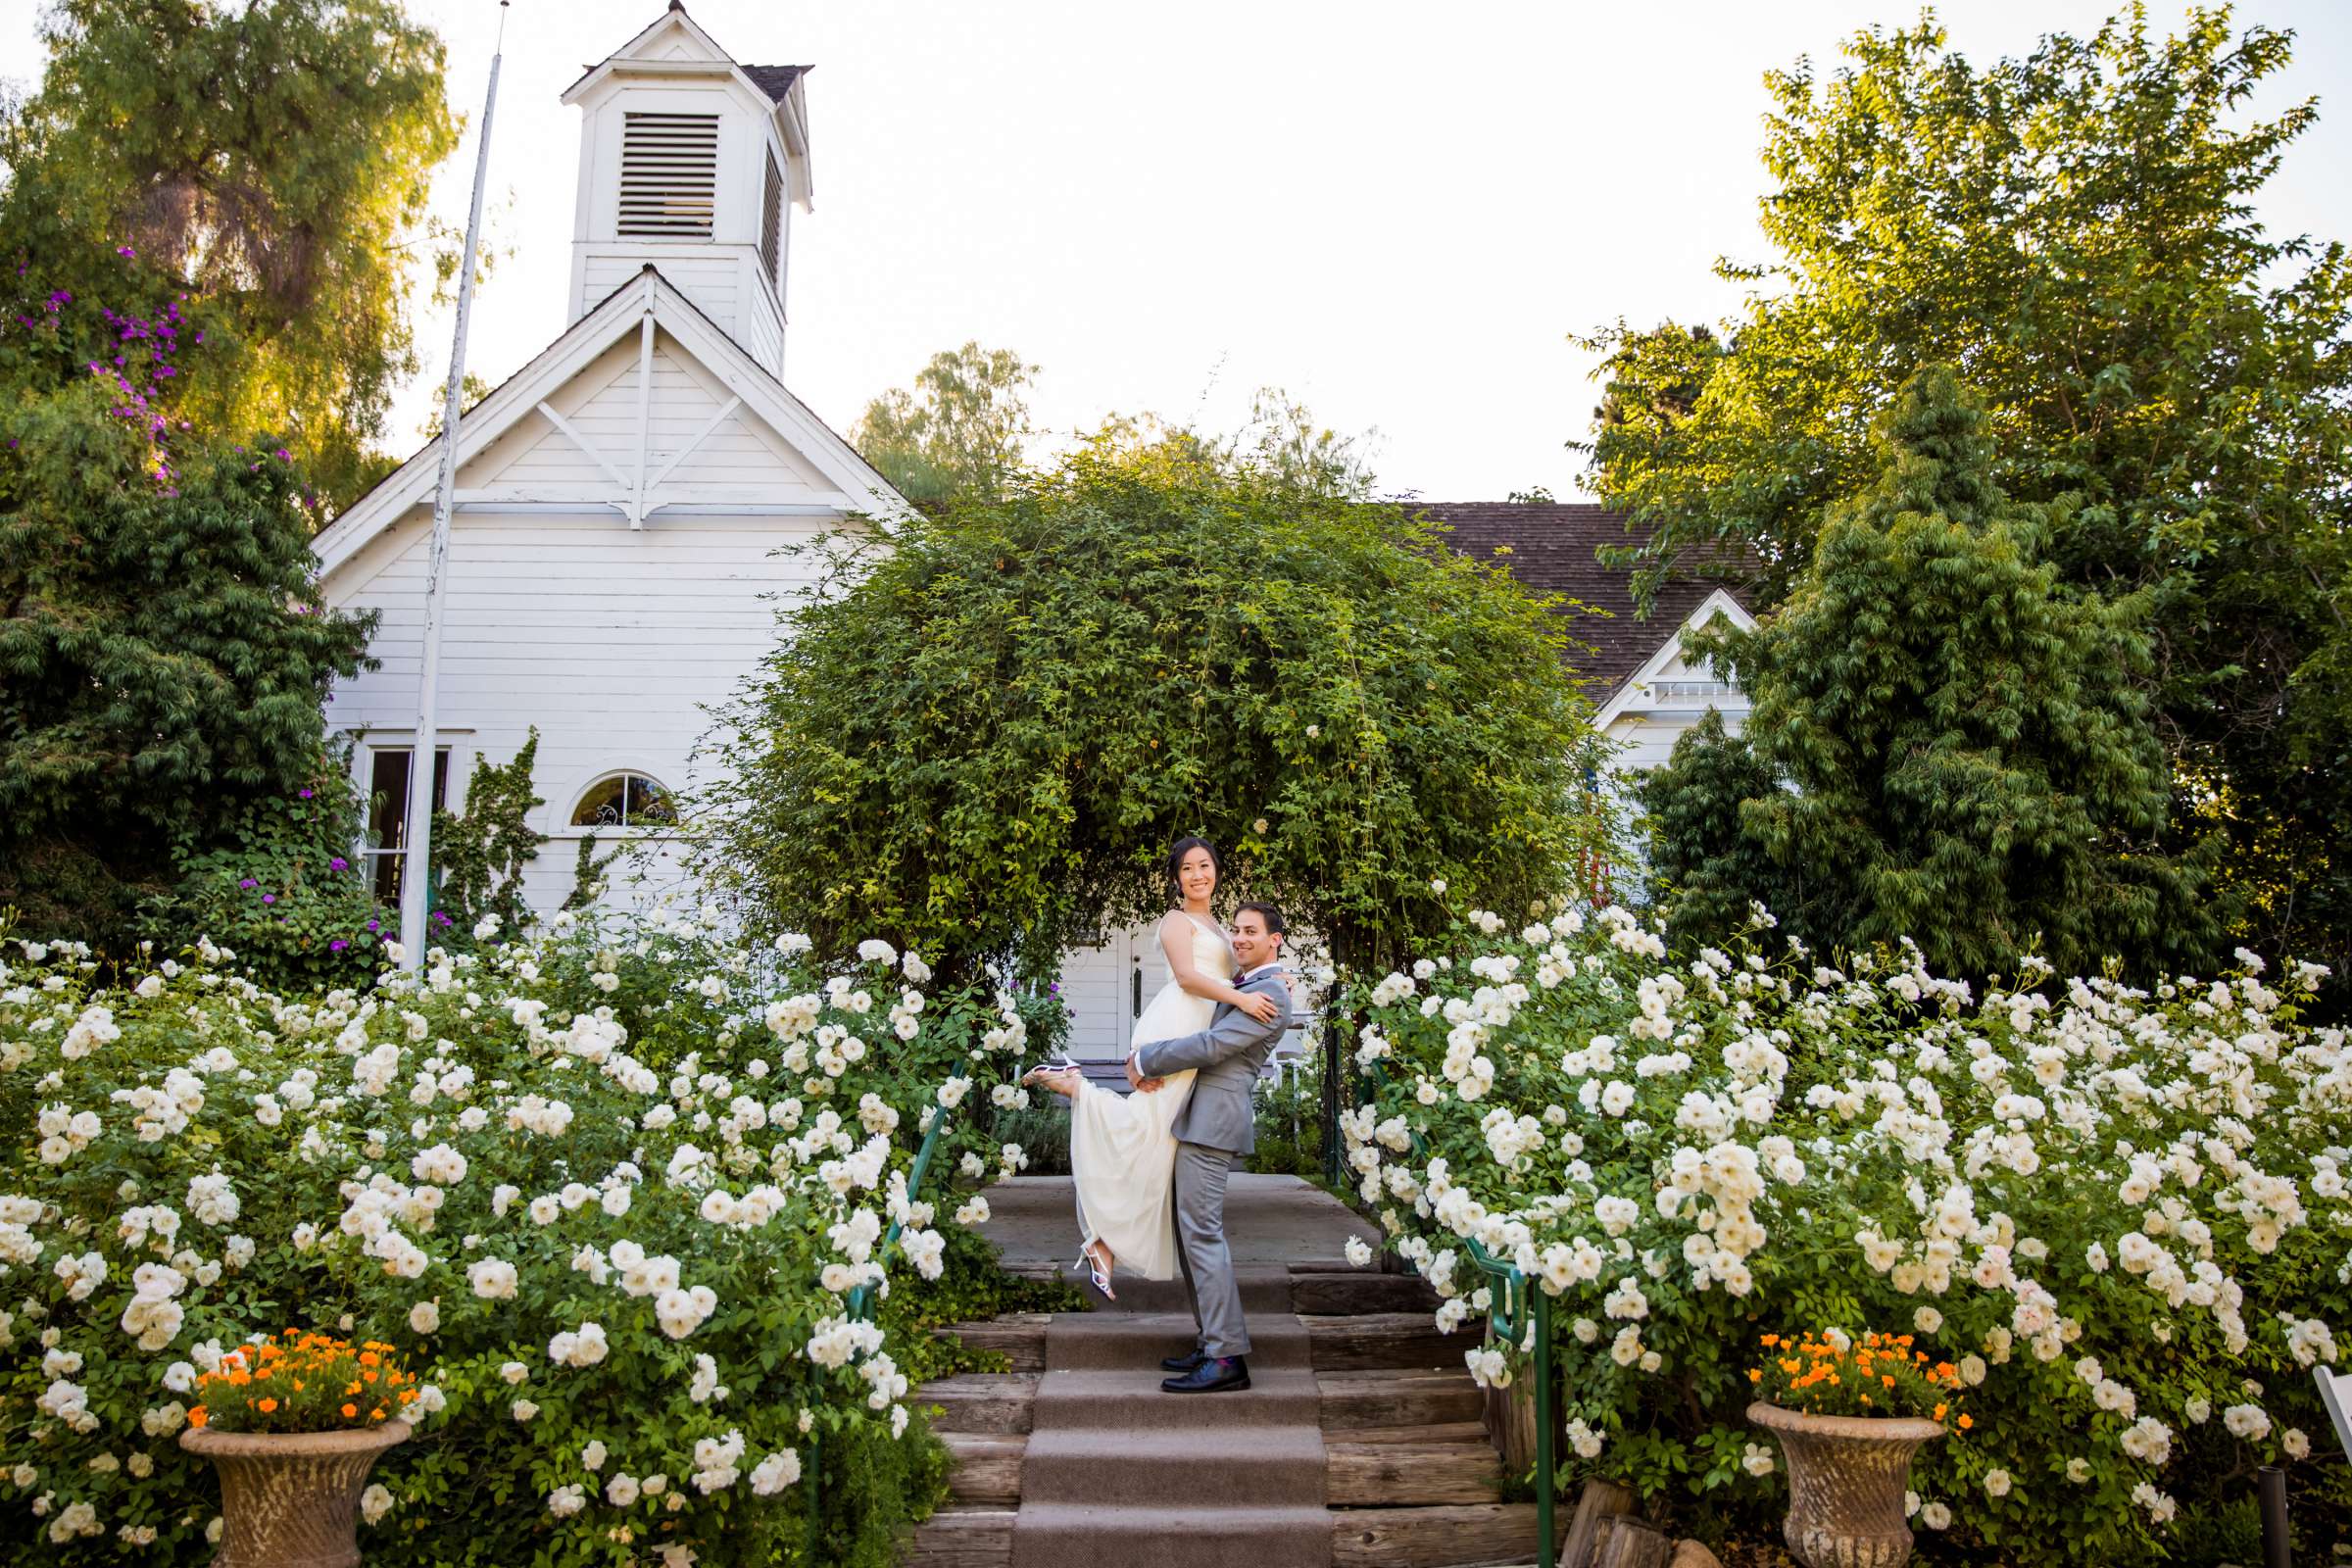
[562,5,811,376]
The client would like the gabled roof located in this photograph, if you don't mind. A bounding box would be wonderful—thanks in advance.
[741,65,810,104]
[1410,501,1754,694]
[311,266,911,581]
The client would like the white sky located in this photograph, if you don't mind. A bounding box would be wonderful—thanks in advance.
[4,0,2348,500]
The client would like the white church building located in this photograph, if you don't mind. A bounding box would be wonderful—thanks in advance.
[315,4,1750,1062]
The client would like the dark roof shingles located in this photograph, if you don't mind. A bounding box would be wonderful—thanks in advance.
[1410,502,1747,695]
[742,65,808,104]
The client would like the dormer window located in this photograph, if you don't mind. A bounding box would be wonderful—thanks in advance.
[617,112,719,238]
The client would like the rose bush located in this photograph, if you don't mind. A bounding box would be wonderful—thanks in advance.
[1341,901,2350,1562]
[0,908,1044,1564]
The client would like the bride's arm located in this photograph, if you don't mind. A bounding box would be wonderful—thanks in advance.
[1159,914,1280,1023]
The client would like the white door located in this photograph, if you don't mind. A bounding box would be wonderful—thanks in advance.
[1056,922,1156,1060]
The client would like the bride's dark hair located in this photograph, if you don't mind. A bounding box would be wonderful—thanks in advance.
[1165,835,1222,901]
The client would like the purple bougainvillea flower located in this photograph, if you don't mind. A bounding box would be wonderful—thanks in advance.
[261,894,276,905]
[238,878,258,889]
[329,939,349,953]
[298,788,314,799]
[366,918,381,933]
[329,857,348,871]
[273,448,290,462]
[117,245,135,258]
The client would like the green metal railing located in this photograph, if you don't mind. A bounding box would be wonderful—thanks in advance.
[1359,1055,1557,1568]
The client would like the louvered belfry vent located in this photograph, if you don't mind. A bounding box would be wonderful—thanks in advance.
[617,112,720,237]
[759,151,785,285]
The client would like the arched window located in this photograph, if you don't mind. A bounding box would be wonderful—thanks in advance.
[570,772,677,830]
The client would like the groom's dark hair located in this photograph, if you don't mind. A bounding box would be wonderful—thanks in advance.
[1237,902,1286,936]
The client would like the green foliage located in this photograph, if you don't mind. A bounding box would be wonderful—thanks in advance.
[559,833,624,913]
[142,757,389,991]
[429,730,548,942]
[0,0,463,510]
[1634,710,1794,941]
[700,428,1618,986]
[0,913,1051,1565]
[852,342,1039,504]
[0,264,375,953]
[1342,904,2352,1563]
[1641,369,2217,978]
[1579,9,2352,1001]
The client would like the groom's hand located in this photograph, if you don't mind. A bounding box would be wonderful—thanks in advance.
[1123,1054,1164,1094]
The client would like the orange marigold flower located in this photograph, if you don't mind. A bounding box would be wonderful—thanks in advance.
[1957,1414,1974,1431]
[343,1403,359,1419]
[257,1398,278,1414]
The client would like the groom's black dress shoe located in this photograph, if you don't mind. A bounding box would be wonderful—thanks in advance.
[1161,1355,1249,1394]
[1160,1348,1209,1374]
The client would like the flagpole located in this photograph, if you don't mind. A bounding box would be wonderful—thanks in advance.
[398,1,508,968]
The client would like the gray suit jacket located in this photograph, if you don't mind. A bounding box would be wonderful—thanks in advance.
[1130,965,1293,1156]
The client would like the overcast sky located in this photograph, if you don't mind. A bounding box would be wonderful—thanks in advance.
[5,0,2348,500]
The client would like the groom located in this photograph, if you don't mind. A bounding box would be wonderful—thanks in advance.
[1125,902,1292,1394]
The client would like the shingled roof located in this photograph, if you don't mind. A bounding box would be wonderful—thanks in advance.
[741,65,809,104]
[1410,502,1750,696]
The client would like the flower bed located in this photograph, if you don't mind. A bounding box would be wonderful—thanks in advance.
[0,912,1046,1563]
[1341,903,2349,1561]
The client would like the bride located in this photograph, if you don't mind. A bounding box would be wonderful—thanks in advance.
[1025,836,1280,1297]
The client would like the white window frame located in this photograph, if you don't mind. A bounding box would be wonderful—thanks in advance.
[343,731,475,906]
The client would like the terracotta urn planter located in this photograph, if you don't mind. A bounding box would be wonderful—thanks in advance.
[1748,1401,1943,1568]
[180,1419,411,1567]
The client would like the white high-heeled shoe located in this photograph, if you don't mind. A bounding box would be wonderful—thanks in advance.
[1075,1241,1116,1300]
[1020,1057,1084,1092]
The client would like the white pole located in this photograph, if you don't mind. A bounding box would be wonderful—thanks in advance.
[399,6,507,968]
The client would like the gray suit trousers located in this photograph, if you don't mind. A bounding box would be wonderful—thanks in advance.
[1172,1141,1249,1358]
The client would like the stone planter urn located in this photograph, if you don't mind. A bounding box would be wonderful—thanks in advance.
[1748,1401,1943,1568]
[180,1420,411,1567]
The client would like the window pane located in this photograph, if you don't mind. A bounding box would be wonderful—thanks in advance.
[368,748,452,906]
[368,751,412,846]
[572,776,628,828]
[628,776,677,827]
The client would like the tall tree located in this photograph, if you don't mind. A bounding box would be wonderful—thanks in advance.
[0,262,375,945]
[1642,368,2218,977]
[699,424,1614,984]
[1581,10,2351,984]
[1,0,461,511]
[852,342,1039,504]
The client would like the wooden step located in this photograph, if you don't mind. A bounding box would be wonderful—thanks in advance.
[916,1374,1040,1435]
[1318,1368,1488,1430]
[1331,1503,1558,1568]
[1290,1271,1442,1316]
[905,1505,1014,1568]
[941,1433,1025,1506]
[1339,1421,1491,1446]
[934,1314,1049,1373]
[1328,1442,1502,1506]
[1303,1312,1461,1371]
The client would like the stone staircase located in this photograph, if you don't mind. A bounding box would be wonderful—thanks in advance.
[909,1260,1555,1568]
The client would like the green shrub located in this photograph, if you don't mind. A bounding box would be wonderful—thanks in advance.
[0,913,1043,1563]
[1340,902,2350,1562]
[140,755,389,991]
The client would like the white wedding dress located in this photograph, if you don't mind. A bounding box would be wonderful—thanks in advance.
[1065,911,1232,1281]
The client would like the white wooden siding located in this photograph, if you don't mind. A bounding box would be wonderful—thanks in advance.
[465,332,825,505]
[576,247,772,366]
[325,505,830,917]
